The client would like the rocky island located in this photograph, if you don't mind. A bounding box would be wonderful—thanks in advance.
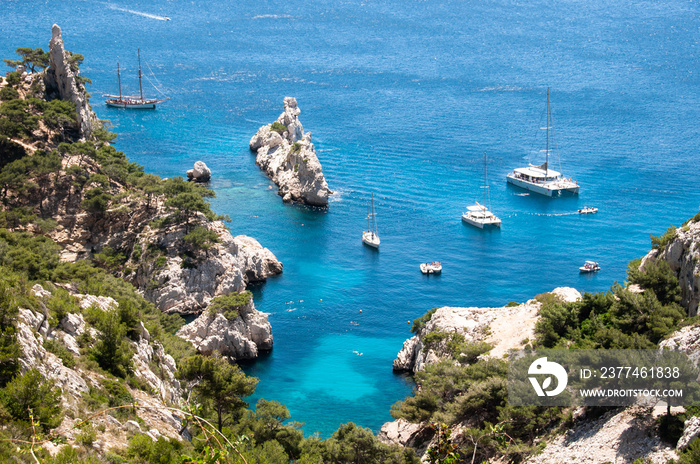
[249,97,331,206]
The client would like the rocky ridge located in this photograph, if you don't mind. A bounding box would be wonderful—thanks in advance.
[249,97,331,206]
[392,287,582,373]
[135,219,282,316]
[3,25,283,361]
[18,284,184,453]
[641,216,700,316]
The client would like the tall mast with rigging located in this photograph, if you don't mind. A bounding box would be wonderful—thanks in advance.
[117,63,122,101]
[138,49,144,102]
[545,87,550,178]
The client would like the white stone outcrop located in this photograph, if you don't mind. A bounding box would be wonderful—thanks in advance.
[139,220,282,314]
[176,294,272,360]
[678,416,700,450]
[393,287,581,373]
[249,97,331,206]
[526,408,677,464]
[44,24,98,139]
[17,309,89,404]
[132,338,181,403]
[235,234,284,282]
[186,161,211,183]
[378,419,424,448]
[641,217,700,316]
[659,324,700,367]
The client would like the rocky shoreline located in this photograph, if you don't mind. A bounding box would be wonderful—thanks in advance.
[249,97,331,206]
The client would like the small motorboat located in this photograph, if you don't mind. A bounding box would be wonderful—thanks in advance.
[420,262,442,274]
[579,260,600,273]
[578,206,598,214]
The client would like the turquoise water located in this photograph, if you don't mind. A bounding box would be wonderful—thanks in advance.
[3,0,700,437]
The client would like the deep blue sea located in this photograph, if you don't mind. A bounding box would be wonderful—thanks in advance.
[2,0,699,437]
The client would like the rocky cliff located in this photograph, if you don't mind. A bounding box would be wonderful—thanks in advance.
[249,97,331,206]
[135,220,282,315]
[177,292,272,360]
[17,284,184,452]
[641,216,700,316]
[43,24,99,139]
[2,25,283,363]
[392,287,582,373]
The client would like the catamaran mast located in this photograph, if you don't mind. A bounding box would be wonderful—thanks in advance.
[484,152,492,213]
[545,87,550,178]
[138,49,144,102]
[117,63,122,101]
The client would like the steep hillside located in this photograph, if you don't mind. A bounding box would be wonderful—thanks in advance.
[0,26,421,464]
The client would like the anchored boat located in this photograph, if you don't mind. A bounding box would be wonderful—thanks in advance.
[104,49,169,109]
[362,193,380,248]
[420,262,442,274]
[463,152,501,229]
[507,88,579,196]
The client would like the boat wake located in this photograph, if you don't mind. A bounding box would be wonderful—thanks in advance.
[107,4,171,21]
[252,14,293,19]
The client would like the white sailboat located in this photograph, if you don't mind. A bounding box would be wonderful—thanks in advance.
[362,193,380,248]
[462,153,502,229]
[506,88,579,196]
[104,49,169,109]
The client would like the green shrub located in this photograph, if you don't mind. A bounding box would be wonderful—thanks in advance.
[94,246,127,271]
[270,121,287,134]
[207,291,251,320]
[90,311,133,378]
[651,225,677,250]
[183,226,221,252]
[0,87,19,101]
[43,338,76,368]
[0,368,62,431]
[411,308,438,333]
[82,187,112,214]
[76,423,97,447]
[291,142,301,153]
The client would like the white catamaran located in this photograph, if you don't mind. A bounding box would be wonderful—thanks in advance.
[506,88,579,196]
[362,193,380,249]
[104,49,169,109]
[462,153,502,229]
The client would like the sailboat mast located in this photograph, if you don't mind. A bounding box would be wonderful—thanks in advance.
[138,49,144,101]
[366,201,370,232]
[371,193,377,237]
[117,63,122,101]
[545,88,550,178]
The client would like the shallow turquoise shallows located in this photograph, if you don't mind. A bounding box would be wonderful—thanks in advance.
[2,0,699,437]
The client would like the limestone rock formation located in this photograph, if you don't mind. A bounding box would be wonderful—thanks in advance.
[15,285,185,448]
[43,24,99,139]
[186,161,211,182]
[641,217,700,316]
[249,97,331,206]
[659,324,700,367]
[525,407,677,464]
[377,419,425,448]
[176,294,272,360]
[393,287,581,373]
[137,220,282,314]
[678,415,700,450]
